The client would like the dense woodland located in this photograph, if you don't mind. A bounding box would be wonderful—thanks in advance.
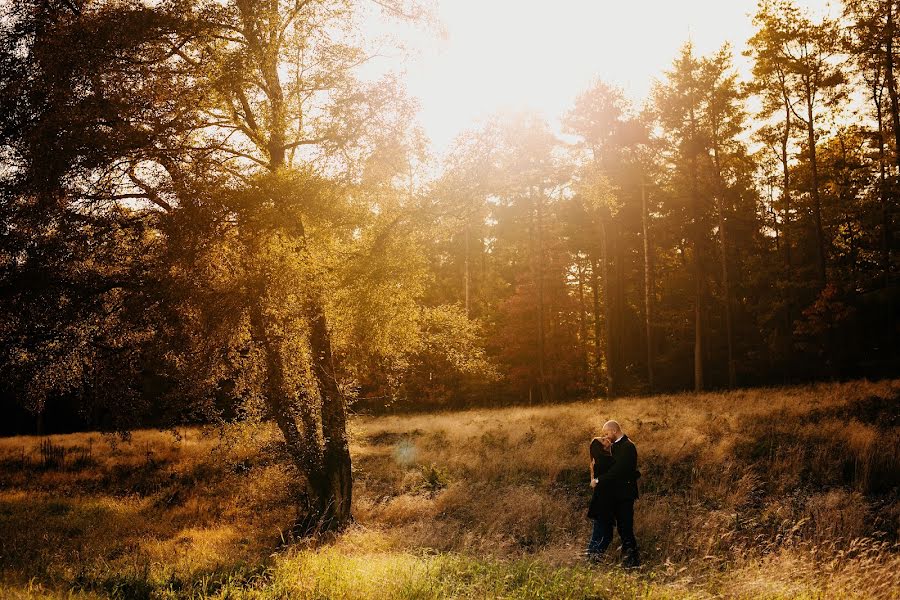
[2,0,900,527]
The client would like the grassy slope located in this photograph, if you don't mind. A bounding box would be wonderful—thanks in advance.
[0,380,898,599]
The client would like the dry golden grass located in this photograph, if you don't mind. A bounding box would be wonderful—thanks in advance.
[0,379,898,598]
[0,425,296,592]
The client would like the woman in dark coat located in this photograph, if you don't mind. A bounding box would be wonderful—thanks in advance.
[586,436,614,558]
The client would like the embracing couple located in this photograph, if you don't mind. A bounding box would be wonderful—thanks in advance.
[586,420,641,568]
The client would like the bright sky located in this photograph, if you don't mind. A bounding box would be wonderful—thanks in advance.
[366,0,835,157]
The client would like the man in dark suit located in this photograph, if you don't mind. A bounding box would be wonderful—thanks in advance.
[593,420,641,568]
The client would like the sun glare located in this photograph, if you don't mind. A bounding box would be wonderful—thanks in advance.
[367,0,835,155]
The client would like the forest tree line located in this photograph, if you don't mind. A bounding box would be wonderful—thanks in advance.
[1,0,899,525]
[410,0,900,406]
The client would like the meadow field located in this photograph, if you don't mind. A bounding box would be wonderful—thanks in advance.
[0,380,898,599]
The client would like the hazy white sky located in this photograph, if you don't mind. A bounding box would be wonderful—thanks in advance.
[366,0,835,157]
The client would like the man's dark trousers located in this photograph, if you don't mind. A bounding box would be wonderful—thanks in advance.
[613,498,639,566]
[588,499,636,564]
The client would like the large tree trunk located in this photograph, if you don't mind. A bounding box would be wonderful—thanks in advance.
[248,281,351,533]
[307,296,353,530]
